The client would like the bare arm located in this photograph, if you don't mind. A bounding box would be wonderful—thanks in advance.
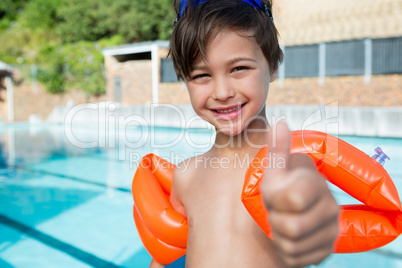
[170,161,189,217]
[149,259,165,268]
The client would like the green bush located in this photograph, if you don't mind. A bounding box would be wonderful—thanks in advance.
[37,65,65,94]
[36,41,105,96]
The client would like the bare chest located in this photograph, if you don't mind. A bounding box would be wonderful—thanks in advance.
[181,165,283,267]
[182,166,253,229]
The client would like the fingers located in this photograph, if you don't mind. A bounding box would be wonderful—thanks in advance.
[272,221,337,257]
[272,218,338,268]
[266,167,327,213]
[268,173,339,268]
[279,244,333,268]
[268,178,339,239]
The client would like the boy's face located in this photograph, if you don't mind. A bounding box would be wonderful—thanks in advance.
[185,28,277,136]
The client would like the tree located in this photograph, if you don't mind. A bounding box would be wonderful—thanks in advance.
[55,0,114,43]
[0,0,29,30]
[0,0,176,96]
[116,0,176,42]
[18,0,63,29]
[55,0,175,44]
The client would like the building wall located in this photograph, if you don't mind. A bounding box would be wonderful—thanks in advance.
[101,0,402,109]
[268,74,402,106]
[104,47,192,106]
[0,46,176,122]
[101,49,402,108]
[104,56,153,105]
[139,74,402,107]
[0,80,109,122]
[1,57,401,123]
[275,0,402,46]
[0,88,8,121]
[159,82,190,104]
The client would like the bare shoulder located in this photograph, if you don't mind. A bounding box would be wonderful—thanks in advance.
[175,156,198,179]
[172,155,200,193]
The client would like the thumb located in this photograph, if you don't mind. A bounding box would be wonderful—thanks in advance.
[269,121,291,173]
[262,121,292,209]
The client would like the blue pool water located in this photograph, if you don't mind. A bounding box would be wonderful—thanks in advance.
[0,123,401,267]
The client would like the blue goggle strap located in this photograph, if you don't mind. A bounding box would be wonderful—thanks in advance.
[176,0,274,24]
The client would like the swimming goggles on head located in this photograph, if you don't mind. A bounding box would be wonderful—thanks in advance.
[175,0,274,25]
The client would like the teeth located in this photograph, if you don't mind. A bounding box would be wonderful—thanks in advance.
[216,106,241,114]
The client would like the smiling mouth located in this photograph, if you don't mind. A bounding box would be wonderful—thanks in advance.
[213,104,245,114]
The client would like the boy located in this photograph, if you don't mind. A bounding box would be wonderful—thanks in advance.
[151,0,339,267]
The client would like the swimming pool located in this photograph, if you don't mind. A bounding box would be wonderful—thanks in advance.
[0,123,401,267]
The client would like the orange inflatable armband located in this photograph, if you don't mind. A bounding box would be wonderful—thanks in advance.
[242,130,402,253]
[132,130,402,263]
[132,155,187,264]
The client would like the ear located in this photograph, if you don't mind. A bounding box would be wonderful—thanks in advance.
[270,68,278,82]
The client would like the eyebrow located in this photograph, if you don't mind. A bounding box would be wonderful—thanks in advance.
[228,57,258,65]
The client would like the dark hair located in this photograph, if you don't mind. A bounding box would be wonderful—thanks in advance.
[169,0,283,81]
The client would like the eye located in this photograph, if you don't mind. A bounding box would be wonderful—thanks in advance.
[232,66,249,72]
[191,73,210,80]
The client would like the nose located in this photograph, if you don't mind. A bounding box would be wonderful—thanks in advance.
[211,76,235,101]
